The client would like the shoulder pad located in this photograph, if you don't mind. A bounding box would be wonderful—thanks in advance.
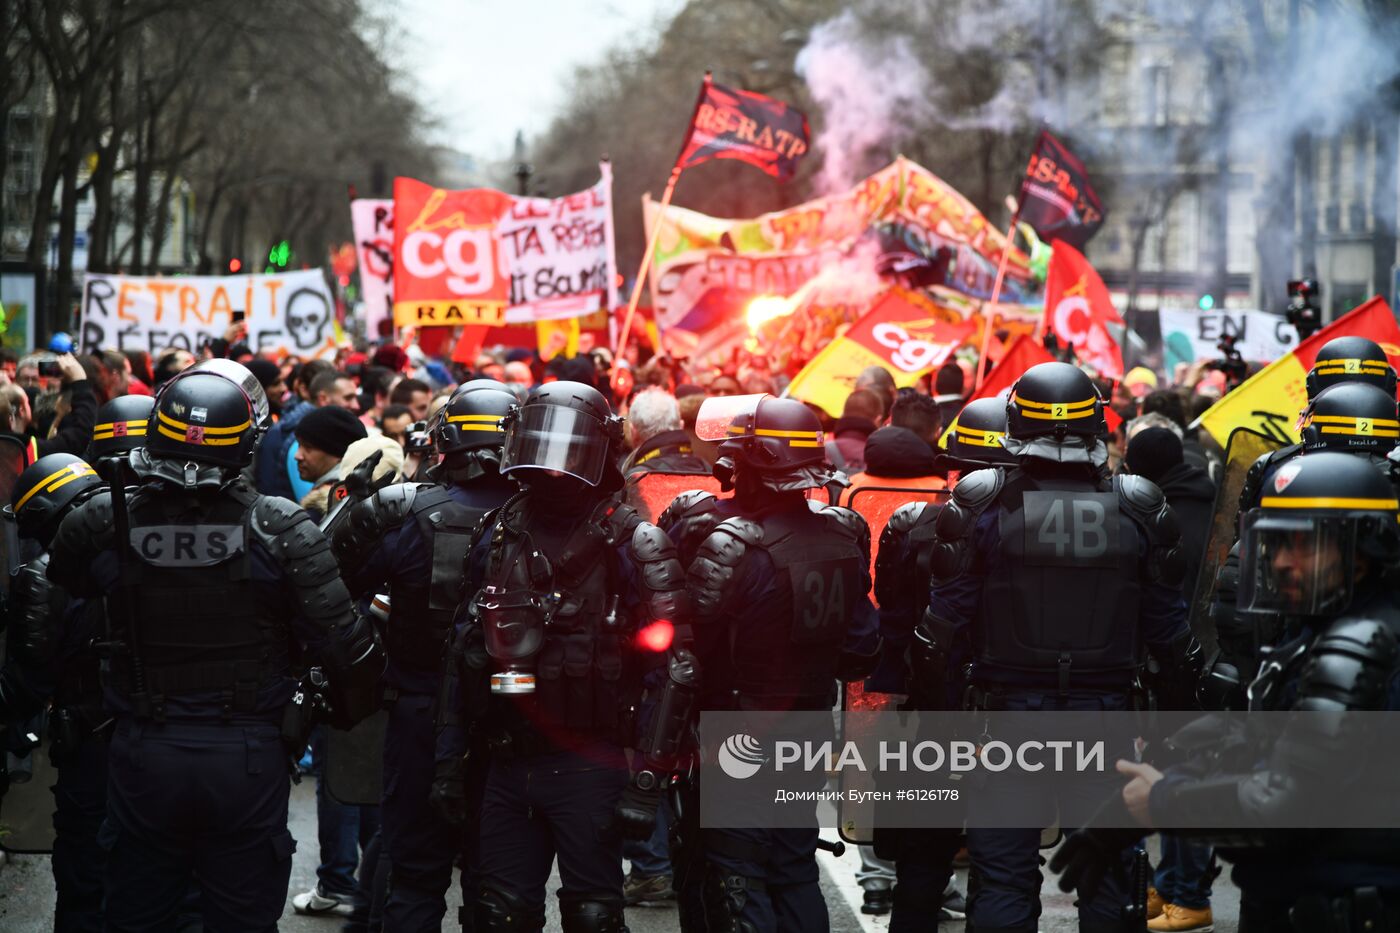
[1115,474,1185,587]
[951,467,1004,511]
[1240,445,1301,511]
[658,489,717,529]
[383,481,429,518]
[885,501,928,538]
[250,494,312,540]
[820,504,871,561]
[602,500,643,546]
[48,493,116,594]
[1296,616,1399,711]
[688,517,763,621]
[331,484,423,574]
[631,521,678,562]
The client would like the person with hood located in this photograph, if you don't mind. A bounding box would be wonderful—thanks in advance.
[828,389,884,473]
[1123,426,1215,601]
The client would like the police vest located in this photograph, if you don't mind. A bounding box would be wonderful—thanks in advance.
[733,503,866,703]
[384,484,488,673]
[479,497,637,739]
[978,473,1143,680]
[119,489,289,714]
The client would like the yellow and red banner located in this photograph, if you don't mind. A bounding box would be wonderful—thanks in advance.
[787,288,974,417]
[1195,296,1400,447]
[392,177,513,328]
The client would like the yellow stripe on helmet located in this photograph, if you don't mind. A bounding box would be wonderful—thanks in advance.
[15,462,98,512]
[157,411,251,435]
[1260,495,1400,510]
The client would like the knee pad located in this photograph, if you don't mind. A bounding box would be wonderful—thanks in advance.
[474,885,545,932]
[559,898,628,933]
[702,865,763,933]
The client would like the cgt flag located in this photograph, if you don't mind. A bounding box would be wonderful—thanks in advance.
[1194,296,1400,448]
[787,288,974,417]
[1044,242,1123,379]
[1019,130,1105,250]
[675,74,810,181]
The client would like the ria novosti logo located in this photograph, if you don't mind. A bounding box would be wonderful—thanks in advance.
[717,733,767,780]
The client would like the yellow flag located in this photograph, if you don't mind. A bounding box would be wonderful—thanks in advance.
[536,317,580,361]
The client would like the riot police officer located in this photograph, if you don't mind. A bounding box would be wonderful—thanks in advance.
[920,362,1201,932]
[330,378,519,931]
[46,367,384,931]
[865,394,1016,931]
[660,394,881,933]
[1054,451,1400,930]
[86,394,155,480]
[0,454,106,930]
[445,381,686,933]
[1237,336,1397,512]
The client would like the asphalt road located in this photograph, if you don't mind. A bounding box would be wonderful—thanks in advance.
[1,781,1240,931]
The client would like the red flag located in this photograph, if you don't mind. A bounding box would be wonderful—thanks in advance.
[968,333,1057,404]
[1044,242,1124,380]
[675,75,810,181]
[1019,130,1105,250]
[1289,295,1400,371]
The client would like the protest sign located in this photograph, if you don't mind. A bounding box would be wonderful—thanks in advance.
[1159,307,1299,369]
[80,270,338,358]
[350,198,394,338]
[500,164,618,323]
[392,178,513,328]
[645,157,1032,350]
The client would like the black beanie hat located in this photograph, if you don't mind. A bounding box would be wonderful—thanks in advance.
[295,405,367,459]
[245,358,281,390]
[1124,426,1183,484]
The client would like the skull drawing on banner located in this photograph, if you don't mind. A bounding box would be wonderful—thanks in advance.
[286,288,331,350]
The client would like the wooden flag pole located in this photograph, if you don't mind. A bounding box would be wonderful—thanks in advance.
[613,164,681,358]
[974,210,1021,392]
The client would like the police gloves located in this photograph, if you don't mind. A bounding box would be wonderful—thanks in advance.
[1047,793,1143,901]
[614,770,663,841]
[429,755,469,827]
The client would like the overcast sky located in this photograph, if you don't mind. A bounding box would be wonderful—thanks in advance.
[395,0,680,161]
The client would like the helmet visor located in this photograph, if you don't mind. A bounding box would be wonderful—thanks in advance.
[695,393,771,442]
[190,359,269,427]
[501,405,609,485]
[1239,511,1357,616]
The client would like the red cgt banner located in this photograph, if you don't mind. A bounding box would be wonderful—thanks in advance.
[392,177,513,329]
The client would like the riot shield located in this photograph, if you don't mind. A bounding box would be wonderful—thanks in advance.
[839,485,949,845]
[0,714,57,853]
[627,471,722,524]
[1187,428,1285,652]
[324,709,388,807]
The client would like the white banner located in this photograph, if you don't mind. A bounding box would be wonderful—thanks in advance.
[1159,307,1298,368]
[80,269,338,359]
[501,162,617,323]
[350,198,394,339]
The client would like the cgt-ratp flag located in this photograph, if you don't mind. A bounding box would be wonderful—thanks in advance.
[675,75,810,181]
[1018,130,1105,250]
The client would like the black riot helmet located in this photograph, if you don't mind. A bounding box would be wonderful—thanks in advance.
[87,394,156,476]
[1299,382,1400,454]
[942,396,1015,469]
[143,368,259,486]
[190,358,272,430]
[5,454,103,545]
[1239,451,1400,618]
[500,381,623,489]
[1003,362,1108,466]
[1305,336,1397,399]
[697,393,831,492]
[430,379,518,483]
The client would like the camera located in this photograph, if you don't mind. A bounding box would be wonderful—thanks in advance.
[1286,279,1321,340]
[20,352,63,378]
[1205,333,1249,390]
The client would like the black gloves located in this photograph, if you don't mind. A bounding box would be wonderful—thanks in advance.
[614,771,663,841]
[430,754,469,827]
[1047,792,1144,901]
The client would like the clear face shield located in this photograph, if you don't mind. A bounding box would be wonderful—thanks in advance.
[694,393,772,443]
[500,405,610,486]
[190,358,270,429]
[1238,511,1358,617]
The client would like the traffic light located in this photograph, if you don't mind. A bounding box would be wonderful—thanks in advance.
[268,240,290,269]
[228,258,242,273]
[1197,293,1215,311]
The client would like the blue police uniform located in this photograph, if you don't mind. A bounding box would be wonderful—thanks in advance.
[925,464,1192,933]
[333,473,517,931]
[47,481,374,932]
[663,490,881,933]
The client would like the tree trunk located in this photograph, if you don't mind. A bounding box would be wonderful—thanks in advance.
[1371,111,1398,303]
[52,147,80,332]
[25,93,73,267]
[1295,131,1317,278]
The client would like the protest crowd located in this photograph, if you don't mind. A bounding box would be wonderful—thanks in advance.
[3,22,1400,933]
